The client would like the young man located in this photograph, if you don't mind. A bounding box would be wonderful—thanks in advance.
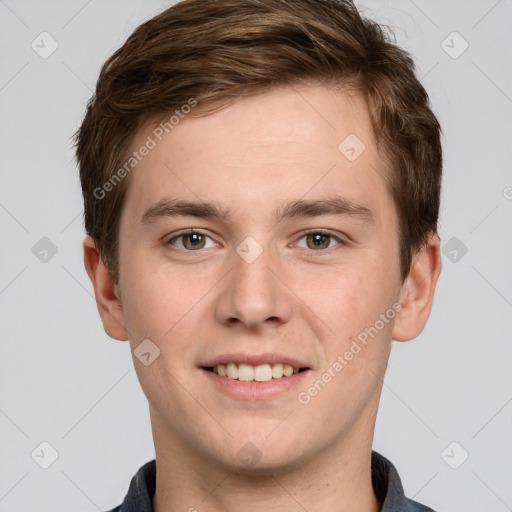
[75,0,442,510]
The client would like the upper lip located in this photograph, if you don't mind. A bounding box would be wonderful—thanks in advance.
[200,353,310,369]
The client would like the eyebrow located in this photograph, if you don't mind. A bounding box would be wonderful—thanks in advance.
[140,195,375,226]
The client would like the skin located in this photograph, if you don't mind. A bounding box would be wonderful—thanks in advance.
[84,84,441,512]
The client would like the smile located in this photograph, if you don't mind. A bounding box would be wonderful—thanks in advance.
[204,362,308,382]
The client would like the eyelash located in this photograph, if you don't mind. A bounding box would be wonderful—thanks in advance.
[165,229,346,253]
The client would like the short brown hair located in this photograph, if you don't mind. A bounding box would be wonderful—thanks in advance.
[73,0,442,284]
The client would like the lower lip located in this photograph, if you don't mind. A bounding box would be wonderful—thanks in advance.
[200,368,311,400]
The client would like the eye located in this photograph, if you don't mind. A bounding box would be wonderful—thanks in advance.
[167,230,216,251]
[294,230,344,251]
[165,229,344,252]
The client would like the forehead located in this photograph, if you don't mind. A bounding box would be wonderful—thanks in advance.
[121,84,393,228]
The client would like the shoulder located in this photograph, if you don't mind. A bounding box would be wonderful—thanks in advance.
[371,451,439,512]
[102,459,156,512]
[405,497,437,511]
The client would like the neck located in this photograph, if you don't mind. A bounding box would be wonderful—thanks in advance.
[151,415,380,512]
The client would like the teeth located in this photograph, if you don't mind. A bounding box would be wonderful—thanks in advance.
[211,363,304,381]
[272,363,284,378]
[254,364,272,381]
[238,363,254,381]
[226,362,238,379]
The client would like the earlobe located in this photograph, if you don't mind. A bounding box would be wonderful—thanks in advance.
[83,236,129,341]
[392,233,442,342]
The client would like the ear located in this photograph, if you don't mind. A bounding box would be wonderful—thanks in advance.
[392,233,442,342]
[83,236,129,341]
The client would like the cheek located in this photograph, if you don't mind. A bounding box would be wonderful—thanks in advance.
[120,261,190,341]
[303,268,395,416]
[120,257,222,372]
[299,261,391,334]
[305,258,397,372]
[120,269,203,403]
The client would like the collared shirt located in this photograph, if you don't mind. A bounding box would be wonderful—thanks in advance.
[105,451,436,512]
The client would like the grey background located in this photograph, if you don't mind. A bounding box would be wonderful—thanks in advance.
[0,0,511,510]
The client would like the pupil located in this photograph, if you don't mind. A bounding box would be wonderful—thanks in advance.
[185,233,204,249]
[309,233,328,249]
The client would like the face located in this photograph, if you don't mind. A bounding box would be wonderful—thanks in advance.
[112,85,410,473]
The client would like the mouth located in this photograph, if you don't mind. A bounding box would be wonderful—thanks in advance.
[201,363,311,401]
[202,363,310,382]
[199,354,312,399]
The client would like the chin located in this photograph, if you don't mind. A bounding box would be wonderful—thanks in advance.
[209,435,312,476]
[224,452,309,476]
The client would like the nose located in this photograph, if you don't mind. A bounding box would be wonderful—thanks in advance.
[214,242,292,331]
